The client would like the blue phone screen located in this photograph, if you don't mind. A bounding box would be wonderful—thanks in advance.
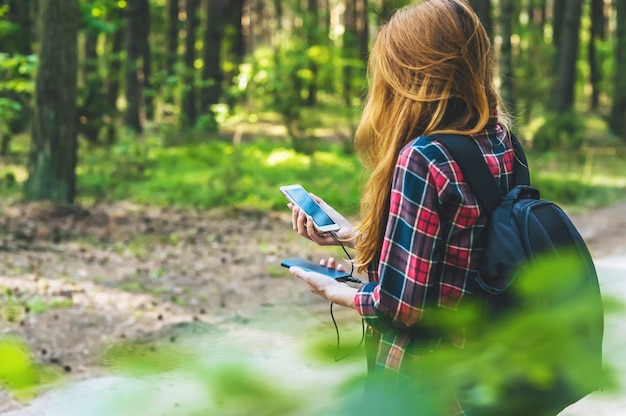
[284,187,336,228]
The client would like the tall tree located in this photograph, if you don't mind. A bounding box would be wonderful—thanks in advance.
[526,0,547,29]
[305,0,320,105]
[138,0,153,121]
[610,0,626,141]
[469,0,493,39]
[222,0,244,110]
[164,0,179,108]
[499,0,514,113]
[226,0,245,62]
[124,0,144,132]
[183,0,200,126]
[554,0,583,113]
[79,26,106,143]
[375,0,409,24]
[551,0,566,74]
[104,12,126,144]
[273,0,283,35]
[201,0,225,115]
[356,0,369,61]
[24,0,79,203]
[588,0,606,111]
[319,0,330,36]
[343,0,358,107]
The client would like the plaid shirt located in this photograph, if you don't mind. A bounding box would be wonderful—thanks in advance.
[354,118,516,374]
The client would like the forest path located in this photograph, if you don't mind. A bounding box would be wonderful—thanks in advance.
[0,200,625,415]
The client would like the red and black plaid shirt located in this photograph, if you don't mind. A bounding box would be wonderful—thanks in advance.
[355,117,516,373]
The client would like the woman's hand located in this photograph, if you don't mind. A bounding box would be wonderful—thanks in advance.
[289,257,358,309]
[289,194,355,248]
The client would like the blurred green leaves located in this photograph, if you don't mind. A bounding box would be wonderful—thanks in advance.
[77,136,362,214]
[0,337,60,401]
[69,124,625,214]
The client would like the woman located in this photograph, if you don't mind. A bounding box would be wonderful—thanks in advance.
[289,0,518,414]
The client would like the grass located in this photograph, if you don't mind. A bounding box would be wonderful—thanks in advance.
[76,134,363,215]
[1,116,625,215]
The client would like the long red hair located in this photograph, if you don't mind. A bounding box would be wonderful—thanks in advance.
[352,0,510,272]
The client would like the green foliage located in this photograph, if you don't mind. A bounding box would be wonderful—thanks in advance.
[0,5,16,38]
[77,135,362,215]
[529,111,586,151]
[194,113,219,132]
[513,21,554,123]
[0,336,60,401]
[236,36,355,153]
[241,43,310,135]
[0,53,36,136]
[80,0,125,34]
[3,118,609,214]
[1,108,623,214]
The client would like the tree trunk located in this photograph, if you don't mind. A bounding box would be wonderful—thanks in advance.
[225,0,245,63]
[105,19,125,144]
[469,0,492,39]
[554,0,582,113]
[377,0,405,25]
[222,0,244,110]
[320,0,330,37]
[499,0,514,113]
[610,0,626,141]
[201,0,225,113]
[166,0,179,75]
[343,0,358,107]
[273,0,283,34]
[356,0,369,61]
[164,0,179,107]
[25,0,79,203]
[78,30,105,143]
[306,0,319,106]
[527,0,547,28]
[588,0,605,111]
[124,0,143,133]
[183,0,200,126]
[551,0,566,74]
[139,0,153,121]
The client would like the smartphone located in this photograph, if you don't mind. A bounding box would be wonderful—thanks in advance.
[279,184,340,233]
[281,257,351,281]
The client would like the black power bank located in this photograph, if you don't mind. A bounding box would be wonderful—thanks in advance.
[280,257,351,281]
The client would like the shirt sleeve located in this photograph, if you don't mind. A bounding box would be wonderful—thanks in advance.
[355,144,446,333]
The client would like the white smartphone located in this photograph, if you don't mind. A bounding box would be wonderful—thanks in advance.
[279,184,340,233]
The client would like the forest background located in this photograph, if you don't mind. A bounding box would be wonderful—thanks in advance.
[1,0,626,414]
[0,0,625,210]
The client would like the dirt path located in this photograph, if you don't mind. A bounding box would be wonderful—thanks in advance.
[0,200,625,413]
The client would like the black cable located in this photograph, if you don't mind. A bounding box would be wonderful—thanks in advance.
[329,230,356,277]
[330,302,366,362]
[328,230,365,361]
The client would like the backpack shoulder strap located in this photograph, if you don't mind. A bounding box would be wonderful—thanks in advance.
[432,133,530,215]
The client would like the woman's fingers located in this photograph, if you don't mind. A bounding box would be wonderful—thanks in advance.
[319,257,346,271]
[289,203,339,246]
[293,208,309,238]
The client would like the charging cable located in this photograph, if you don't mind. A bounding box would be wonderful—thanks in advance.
[328,230,365,361]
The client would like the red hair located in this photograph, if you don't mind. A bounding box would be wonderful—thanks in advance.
[352,0,509,272]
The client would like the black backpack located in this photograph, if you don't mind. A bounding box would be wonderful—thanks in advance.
[433,134,604,414]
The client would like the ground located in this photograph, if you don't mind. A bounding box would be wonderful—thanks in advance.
[0,199,625,413]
